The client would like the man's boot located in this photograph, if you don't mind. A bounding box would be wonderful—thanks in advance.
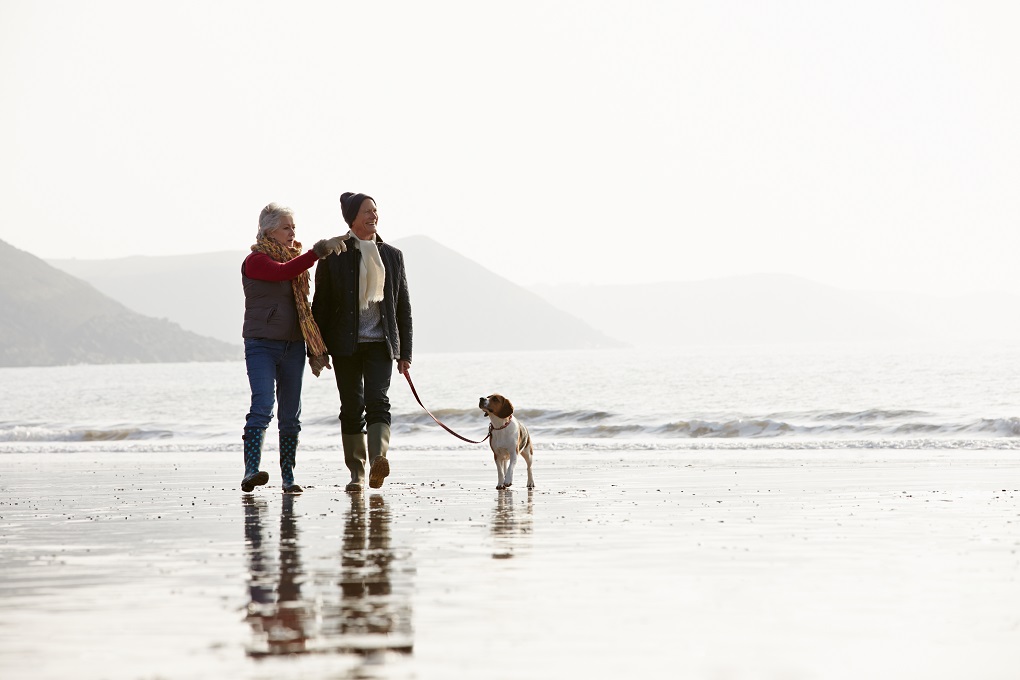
[367,422,391,489]
[342,432,368,492]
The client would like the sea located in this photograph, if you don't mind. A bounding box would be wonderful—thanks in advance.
[2,341,1020,454]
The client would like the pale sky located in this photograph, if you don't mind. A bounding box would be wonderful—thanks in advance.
[2,1,1018,294]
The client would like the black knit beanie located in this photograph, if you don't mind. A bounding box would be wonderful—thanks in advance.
[340,192,374,226]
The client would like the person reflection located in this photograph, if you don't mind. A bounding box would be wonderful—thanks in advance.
[491,489,534,559]
[331,493,413,654]
[243,494,310,656]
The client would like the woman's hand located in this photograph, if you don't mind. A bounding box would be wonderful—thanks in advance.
[312,236,348,258]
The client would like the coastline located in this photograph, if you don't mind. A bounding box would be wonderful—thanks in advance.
[2,448,1018,679]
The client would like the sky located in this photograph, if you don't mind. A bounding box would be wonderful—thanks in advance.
[2,0,1018,294]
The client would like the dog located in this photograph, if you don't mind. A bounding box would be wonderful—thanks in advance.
[478,394,535,490]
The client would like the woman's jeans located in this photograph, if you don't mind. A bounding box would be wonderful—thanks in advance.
[333,342,393,435]
[244,338,306,434]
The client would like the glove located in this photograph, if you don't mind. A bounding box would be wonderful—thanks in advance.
[312,236,348,258]
[309,353,332,377]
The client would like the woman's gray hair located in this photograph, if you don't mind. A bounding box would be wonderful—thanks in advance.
[257,203,294,239]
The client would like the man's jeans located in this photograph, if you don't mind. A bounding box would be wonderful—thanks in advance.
[244,338,306,434]
[333,341,393,434]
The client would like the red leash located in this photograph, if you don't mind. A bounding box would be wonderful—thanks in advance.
[403,369,490,444]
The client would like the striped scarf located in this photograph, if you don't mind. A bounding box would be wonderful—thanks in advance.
[250,237,331,377]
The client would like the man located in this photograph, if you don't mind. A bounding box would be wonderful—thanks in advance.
[312,192,413,491]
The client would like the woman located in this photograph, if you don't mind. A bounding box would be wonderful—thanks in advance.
[312,192,413,492]
[241,203,346,494]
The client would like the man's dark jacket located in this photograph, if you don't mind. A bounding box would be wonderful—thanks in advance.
[311,235,413,362]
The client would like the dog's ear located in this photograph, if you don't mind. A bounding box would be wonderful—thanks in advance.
[494,395,514,419]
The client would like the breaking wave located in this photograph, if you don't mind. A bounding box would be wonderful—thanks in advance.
[3,408,1020,452]
[397,407,1020,440]
[0,425,173,442]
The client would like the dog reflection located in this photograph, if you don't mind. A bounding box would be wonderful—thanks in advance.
[328,493,414,654]
[491,489,534,559]
[243,493,309,656]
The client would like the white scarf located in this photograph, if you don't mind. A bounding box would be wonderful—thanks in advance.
[348,230,385,310]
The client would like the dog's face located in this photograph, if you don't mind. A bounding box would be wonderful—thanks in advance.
[479,393,514,419]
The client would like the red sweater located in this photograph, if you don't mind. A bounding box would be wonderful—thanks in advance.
[243,250,319,281]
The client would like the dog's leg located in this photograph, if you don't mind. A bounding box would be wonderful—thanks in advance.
[495,451,506,490]
[503,450,517,488]
[521,442,535,489]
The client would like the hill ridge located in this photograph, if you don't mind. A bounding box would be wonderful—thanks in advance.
[1,239,239,367]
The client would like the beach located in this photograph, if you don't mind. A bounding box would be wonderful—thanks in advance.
[2,447,1018,679]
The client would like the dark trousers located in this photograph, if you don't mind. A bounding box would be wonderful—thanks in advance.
[333,342,393,434]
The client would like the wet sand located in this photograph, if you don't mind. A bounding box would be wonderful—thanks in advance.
[1,448,1019,679]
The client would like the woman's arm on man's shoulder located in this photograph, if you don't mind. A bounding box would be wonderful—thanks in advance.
[244,250,319,282]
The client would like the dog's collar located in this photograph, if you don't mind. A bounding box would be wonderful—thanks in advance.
[489,415,513,432]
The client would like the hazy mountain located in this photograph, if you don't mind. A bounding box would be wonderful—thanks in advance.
[49,236,622,352]
[395,235,622,351]
[51,251,247,346]
[535,274,1020,346]
[47,241,1015,355]
[0,239,239,367]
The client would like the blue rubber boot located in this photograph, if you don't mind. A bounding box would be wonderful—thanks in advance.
[241,427,269,492]
[280,433,302,494]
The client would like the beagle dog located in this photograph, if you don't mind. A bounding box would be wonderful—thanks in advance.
[478,394,535,490]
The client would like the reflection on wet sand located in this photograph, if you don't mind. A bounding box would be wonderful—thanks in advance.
[243,493,413,657]
[327,493,414,654]
[244,494,310,655]
[491,489,534,559]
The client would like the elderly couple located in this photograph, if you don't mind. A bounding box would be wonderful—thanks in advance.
[240,192,412,494]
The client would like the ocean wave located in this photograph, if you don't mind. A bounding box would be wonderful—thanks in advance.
[3,409,1020,445]
[3,438,1020,455]
[417,411,1020,440]
[647,415,1020,439]
[309,406,1020,440]
[0,425,173,442]
[791,408,933,423]
[397,407,615,427]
